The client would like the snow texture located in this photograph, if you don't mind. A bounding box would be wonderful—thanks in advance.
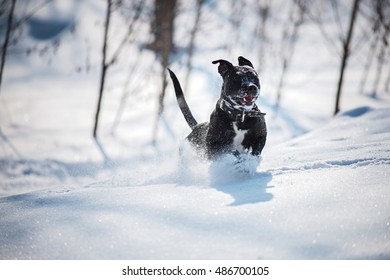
[1,106,389,260]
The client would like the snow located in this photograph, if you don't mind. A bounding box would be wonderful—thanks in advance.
[1,105,389,259]
[0,0,389,260]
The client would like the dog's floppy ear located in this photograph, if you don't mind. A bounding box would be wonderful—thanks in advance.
[212,59,233,76]
[238,56,254,68]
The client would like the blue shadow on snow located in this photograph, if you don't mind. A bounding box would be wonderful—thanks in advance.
[211,171,273,206]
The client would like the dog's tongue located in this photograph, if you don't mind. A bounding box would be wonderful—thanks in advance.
[244,96,253,103]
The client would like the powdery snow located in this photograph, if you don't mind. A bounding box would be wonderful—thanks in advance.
[0,107,389,259]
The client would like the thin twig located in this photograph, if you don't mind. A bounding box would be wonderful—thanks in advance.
[0,0,16,95]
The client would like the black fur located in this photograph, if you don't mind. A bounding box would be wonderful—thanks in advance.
[168,56,267,160]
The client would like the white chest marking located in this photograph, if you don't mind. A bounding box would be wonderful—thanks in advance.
[233,122,248,153]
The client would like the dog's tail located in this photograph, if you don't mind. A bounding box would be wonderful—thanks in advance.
[167,68,198,129]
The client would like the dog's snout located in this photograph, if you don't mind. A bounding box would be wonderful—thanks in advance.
[248,85,257,91]
[245,84,258,95]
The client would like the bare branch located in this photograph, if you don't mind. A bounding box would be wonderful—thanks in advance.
[107,0,144,67]
[305,1,341,56]
[12,0,54,30]
[184,0,204,93]
[334,0,360,115]
[0,0,16,95]
[93,0,113,138]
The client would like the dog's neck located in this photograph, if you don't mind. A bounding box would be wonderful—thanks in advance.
[217,97,265,123]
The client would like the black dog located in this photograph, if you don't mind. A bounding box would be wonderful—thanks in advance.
[168,56,267,161]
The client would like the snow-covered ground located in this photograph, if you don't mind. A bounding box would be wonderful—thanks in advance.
[0,0,389,259]
[1,105,389,259]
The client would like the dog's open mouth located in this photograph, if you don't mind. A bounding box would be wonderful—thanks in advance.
[234,95,257,106]
[243,95,254,103]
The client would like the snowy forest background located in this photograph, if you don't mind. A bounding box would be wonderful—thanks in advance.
[0,0,389,259]
[2,0,389,144]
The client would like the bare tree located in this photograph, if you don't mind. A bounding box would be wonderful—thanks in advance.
[370,0,390,97]
[111,48,147,134]
[93,0,144,138]
[0,0,69,79]
[93,0,112,139]
[150,0,177,143]
[358,31,379,95]
[334,0,360,115]
[254,0,272,73]
[371,37,386,98]
[184,0,204,94]
[274,0,306,114]
[357,0,381,95]
[0,0,16,95]
[308,0,362,115]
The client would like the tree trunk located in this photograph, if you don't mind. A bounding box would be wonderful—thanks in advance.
[93,0,112,138]
[151,0,176,143]
[0,0,16,95]
[334,0,360,115]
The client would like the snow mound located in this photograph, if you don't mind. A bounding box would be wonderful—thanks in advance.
[28,18,74,40]
[339,106,372,118]
[263,106,390,173]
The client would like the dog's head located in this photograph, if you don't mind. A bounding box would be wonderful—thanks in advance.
[212,56,260,110]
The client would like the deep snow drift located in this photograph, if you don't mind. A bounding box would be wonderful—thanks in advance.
[0,106,389,259]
